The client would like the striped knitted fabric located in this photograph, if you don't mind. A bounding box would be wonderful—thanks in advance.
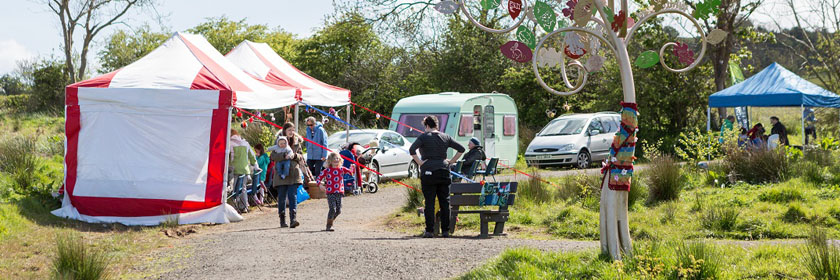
[602,102,638,191]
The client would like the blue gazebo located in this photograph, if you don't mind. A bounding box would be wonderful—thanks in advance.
[707,62,840,145]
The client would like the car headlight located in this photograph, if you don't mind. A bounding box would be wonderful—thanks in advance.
[557,144,575,152]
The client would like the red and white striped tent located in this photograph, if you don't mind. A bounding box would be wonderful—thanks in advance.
[53,32,298,226]
[226,40,351,107]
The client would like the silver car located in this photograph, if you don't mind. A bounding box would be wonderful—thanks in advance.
[327,129,419,183]
[525,112,621,168]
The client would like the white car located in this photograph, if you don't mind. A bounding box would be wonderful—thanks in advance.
[525,112,621,168]
[327,129,419,183]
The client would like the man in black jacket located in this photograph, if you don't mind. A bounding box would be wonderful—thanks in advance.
[770,116,789,146]
[409,115,465,238]
[461,137,486,178]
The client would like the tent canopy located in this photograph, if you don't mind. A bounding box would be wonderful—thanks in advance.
[226,40,351,107]
[708,63,840,108]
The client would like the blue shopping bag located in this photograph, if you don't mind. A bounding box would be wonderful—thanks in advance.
[296,184,310,204]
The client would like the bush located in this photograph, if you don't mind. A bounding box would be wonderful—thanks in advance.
[700,206,739,231]
[51,235,111,280]
[555,173,601,202]
[31,59,69,111]
[518,173,552,204]
[758,187,803,203]
[781,204,808,223]
[803,227,840,280]
[723,147,790,184]
[239,123,277,149]
[627,175,647,209]
[646,155,684,204]
[401,179,423,212]
[669,241,720,280]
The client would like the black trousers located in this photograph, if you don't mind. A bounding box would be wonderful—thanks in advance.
[421,169,451,234]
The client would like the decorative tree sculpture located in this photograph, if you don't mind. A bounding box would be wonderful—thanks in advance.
[438,0,726,260]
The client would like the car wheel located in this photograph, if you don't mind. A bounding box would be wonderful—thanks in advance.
[369,162,381,184]
[408,161,419,179]
[576,150,591,169]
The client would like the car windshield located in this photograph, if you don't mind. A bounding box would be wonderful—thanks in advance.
[538,118,588,136]
[327,132,377,150]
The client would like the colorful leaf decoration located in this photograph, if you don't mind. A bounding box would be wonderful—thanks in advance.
[673,42,695,65]
[500,41,534,63]
[516,26,536,49]
[573,0,593,27]
[534,1,557,32]
[562,0,577,20]
[693,0,720,20]
[508,0,523,19]
[480,0,502,10]
[635,50,660,68]
[603,7,615,22]
[434,1,459,14]
[585,54,605,72]
[706,29,728,45]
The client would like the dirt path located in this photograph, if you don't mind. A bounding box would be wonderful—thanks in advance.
[149,186,597,279]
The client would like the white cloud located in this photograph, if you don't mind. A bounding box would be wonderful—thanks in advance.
[0,39,35,75]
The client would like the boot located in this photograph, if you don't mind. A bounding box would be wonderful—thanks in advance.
[289,210,300,228]
[326,219,334,231]
[279,212,288,228]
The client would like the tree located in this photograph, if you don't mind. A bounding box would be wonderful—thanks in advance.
[45,0,155,82]
[775,0,840,93]
[31,59,70,110]
[98,25,168,73]
[187,17,298,58]
[0,74,27,95]
[685,0,764,124]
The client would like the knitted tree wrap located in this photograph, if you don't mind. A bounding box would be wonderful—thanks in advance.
[602,102,638,191]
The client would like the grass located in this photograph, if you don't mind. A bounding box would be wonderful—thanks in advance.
[646,156,683,204]
[804,227,840,279]
[52,234,111,280]
[458,240,807,279]
[700,206,740,232]
[0,112,173,279]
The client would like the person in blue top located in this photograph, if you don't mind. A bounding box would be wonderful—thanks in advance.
[305,116,329,180]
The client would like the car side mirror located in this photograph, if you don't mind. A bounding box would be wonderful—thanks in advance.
[381,144,389,152]
[589,129,600,136]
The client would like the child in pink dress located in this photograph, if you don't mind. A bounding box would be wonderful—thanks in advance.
[318,152,354,231]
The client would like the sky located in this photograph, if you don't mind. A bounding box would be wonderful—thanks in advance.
[0,0,812,76]
[0,0,337,75]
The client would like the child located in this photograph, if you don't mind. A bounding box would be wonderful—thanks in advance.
[317,152,354,231]
[268,136,294,179]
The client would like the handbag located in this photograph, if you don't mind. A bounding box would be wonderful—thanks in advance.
[296,184,310,204]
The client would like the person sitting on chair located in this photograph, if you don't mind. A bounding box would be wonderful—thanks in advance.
[769,116,789,146]
[461,137,486,178]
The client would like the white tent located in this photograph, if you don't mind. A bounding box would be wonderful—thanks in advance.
[53,32,298,226]
[226,40,351,107]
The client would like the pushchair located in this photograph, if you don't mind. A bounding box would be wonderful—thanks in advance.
[227,169,265,213]
[341,147,379,195]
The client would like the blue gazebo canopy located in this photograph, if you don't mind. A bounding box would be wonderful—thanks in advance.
[709,63,840,108]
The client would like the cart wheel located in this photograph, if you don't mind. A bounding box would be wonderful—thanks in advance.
[367,182,378,193]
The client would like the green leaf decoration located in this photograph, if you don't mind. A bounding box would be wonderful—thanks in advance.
[635,51,660,68]
[480,0,501,10]
[557,19,568,35]
[534,1,557,32]
[516,26,536,49]
[603,7,614,22]
[693,0,720,20]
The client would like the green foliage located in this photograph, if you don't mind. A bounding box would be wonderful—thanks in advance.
[781,204,808,223]
[758,187,803,203]
[722,146,791,184]
[98,26,169,73]
[400,179,423,212]
[0,74,27,95]
[670,241,720,280]
[51,234,111,280]
[646,155,684,204]
[674,129,722,163]
[188,16,298,57]
[700,206,739,231]
[819,137,840,151]
[238,124,276,151]
[627,175,647,209]
[517,172,552,204]
[30,59,69,111]
[804,227,840,280]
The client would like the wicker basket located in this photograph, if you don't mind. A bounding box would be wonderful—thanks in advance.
[307,182,326,199]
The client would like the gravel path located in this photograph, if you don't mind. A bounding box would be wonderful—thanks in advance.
[151,186,597,280]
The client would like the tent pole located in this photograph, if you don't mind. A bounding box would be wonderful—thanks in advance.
[800,104,806,149]
[294,102,300,134]
[346,104,351,143]
[707,107,711,161]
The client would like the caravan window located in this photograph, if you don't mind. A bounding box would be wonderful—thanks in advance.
[397,114,449,137]
[458,115,473,136]
[503,115,516,136]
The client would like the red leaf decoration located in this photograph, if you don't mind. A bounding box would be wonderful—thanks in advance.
[500,41,533,63]
[509,0,522,19]
[564,45,587,59]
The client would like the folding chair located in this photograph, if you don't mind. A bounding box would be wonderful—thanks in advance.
[474,158,499,182]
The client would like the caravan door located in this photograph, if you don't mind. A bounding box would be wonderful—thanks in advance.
[483,105,495,158]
